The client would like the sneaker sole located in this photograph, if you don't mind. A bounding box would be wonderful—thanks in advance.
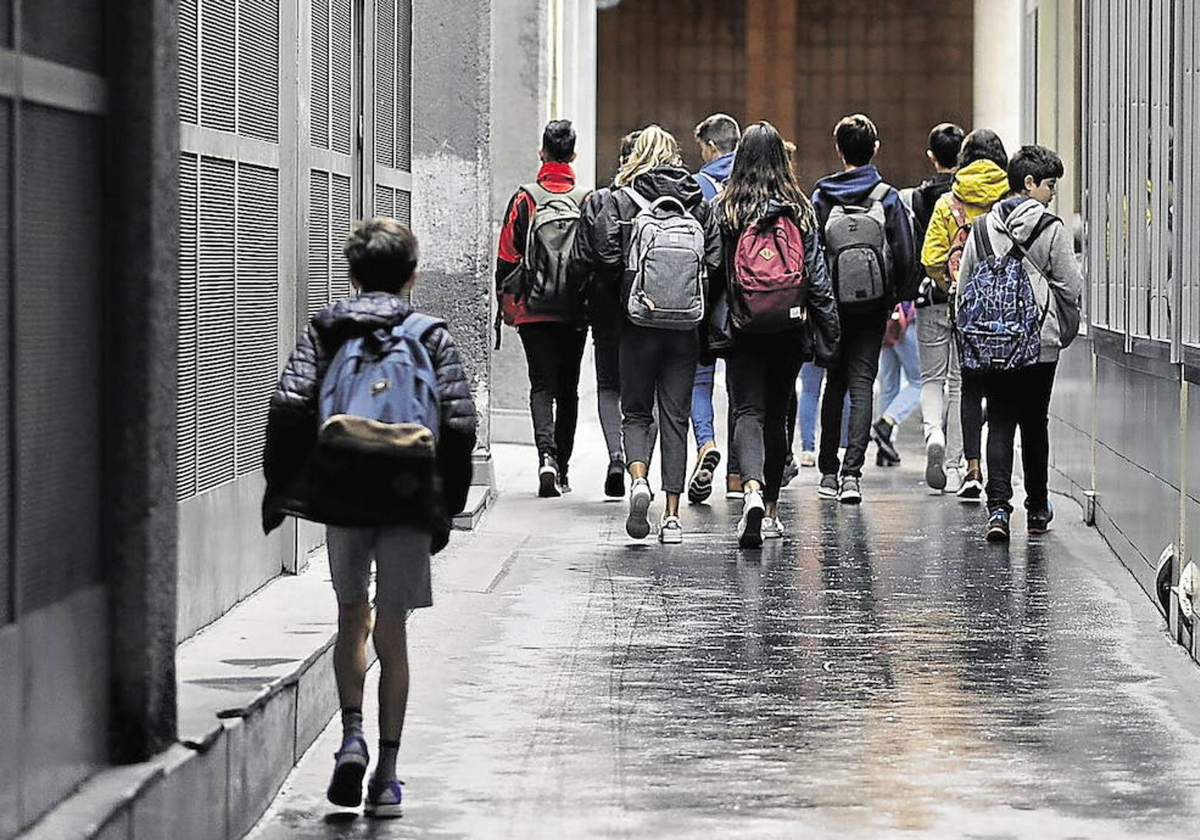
[687,450,722,504]
[724,490,743,499]
[818,487,839,499]
[327,759,367,808]
[659,531,683,545]
[925,443,947,490]
[365,802,403,819]
[738,507,764,548]
[538,470,561,498]
[957,483,984,503]
[604,471,625,498]
[626,491,652,539]
[986,527,1011,543]
[839,493,862,505]
[780,467,799,488]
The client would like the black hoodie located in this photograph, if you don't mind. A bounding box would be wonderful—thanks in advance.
[589,164,724,314]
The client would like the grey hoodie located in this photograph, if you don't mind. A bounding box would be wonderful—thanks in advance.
[958,197,1084,364]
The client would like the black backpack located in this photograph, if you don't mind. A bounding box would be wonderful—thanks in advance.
[519,182,588,317]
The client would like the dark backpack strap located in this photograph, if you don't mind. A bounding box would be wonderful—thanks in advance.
[972,219,995,261]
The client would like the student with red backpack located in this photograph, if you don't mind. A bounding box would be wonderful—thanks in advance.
[714,122,839,547]
[921,129,1010,498]
[495,120,589,497]
[591,125,723,544]
[812,114,917,504]
[262,218,477,818]
[956,145,1082,542]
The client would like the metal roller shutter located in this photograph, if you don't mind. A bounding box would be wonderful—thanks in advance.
[178,153,199,501]
[15,106,104,615]
[235,164,279,475]
[331,0,353,155]
[396,0,412,170]
[375,0,395,170]
[374,184,394,219]
[200,0,237,133]
[0,102,9,624]
[196,156,237,493]
[311,0,330,149]
[238,0,280,142]
[330,173,352,300]
[308,170,331,314]
[180,0,199,124]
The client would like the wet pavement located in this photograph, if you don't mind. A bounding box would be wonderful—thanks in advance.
[249,417,1200,839]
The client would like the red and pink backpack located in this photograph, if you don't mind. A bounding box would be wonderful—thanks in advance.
[729,214,807,333]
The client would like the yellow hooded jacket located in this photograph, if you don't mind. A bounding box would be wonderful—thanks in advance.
[921,159,1010,290]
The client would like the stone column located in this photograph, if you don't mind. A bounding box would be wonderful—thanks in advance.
[745,0,797,143]
[412,0,495,467]
[974,0,1025,151]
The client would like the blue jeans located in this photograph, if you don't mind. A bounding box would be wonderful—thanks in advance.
[877,326,921,424]
[691,362,716,446]
[797,362,848,452]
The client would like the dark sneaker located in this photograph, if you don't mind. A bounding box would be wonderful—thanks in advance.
[986,509,1011,543]
[604,459,625,498]
[924,439,947,491]
[781,455,800,487]
[871,419,900,463]
[538,453,561,498]
[875,449,900,467]
[1027,501,1055,534]
[365,776,403,819]
[327,735,369,808]
[838,475,862,504]
[956,469,984,503]
[688,444,722,504]
[818,474,839,499]
[737,489,765,548]
[626,478,652,539]
[559,474,572,495]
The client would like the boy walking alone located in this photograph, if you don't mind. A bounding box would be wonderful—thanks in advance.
[262,219,477,816]
[956,145,1082,541]
[812,114,916,503]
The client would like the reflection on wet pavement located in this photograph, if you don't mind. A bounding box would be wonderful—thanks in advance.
[250,443,1200,839]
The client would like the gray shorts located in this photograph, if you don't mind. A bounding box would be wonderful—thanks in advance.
[326,525,433,612]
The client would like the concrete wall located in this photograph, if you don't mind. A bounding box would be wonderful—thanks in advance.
[974,0,1024,150]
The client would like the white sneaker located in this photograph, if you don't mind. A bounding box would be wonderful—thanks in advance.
[626,478,652,539]
[737,490,765,548]
[762,516,785,539]
[799,451,817,468]
[658,515,683,544]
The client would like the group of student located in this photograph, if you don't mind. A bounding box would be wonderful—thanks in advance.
[497,113,1083,549]
[252,110,1082,819]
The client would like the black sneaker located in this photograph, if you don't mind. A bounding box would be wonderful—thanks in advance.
[604,459,625,498]
[538,453,561,498]
[687,444,722,504]
[559,473,572,495]
[956,469,984,503]
[875,449,900,467]
[986,509,1011,543]
[818,473,839,499]
[871,419,899,463]
[1027,501,1054,534]
[781,454,800,487]
[838,475,862,504]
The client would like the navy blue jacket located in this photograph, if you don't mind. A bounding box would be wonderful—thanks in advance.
[812,164,918,305]
[694,151,735,201]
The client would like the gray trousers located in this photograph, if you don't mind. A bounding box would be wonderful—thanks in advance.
[917,303,962,465]
[620,324,698,495]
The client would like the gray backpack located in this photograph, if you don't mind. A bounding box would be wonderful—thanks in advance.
[824,182,893,310]
[621,187,707,330]
[520,182,588,316]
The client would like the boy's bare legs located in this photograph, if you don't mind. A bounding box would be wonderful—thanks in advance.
[373,608,410,748]
[334,602,373,709]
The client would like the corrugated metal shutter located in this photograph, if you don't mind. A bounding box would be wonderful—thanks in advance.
[200,0,237,133]
[197,156,237,492]
[330,173,352,299]
[15,106,103,614]
[178,153,199,501]
[374,184,394,218]
[396,0,412,170]
[235,164,279,475]
[308,170,331,314]
[0,102,9,624]
[331,0,353,155]
[238,0,280,142]
[311,0,330,149]
[180,0,199,124]
[395,189,411,225]
[374,0,395,170]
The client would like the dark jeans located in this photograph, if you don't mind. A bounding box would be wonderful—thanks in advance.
[621,325,698,495]
[961,369,986,462]
[518,322,587,471]
[592,313,623,462]
[982,362,1057,513]
[727,332,806,503]
[819,313,887,478]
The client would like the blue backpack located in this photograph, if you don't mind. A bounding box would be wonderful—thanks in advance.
[955,219,1052,372]
[318,313,444,459]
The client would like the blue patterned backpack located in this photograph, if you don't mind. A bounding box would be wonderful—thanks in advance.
[955,219,1053,372]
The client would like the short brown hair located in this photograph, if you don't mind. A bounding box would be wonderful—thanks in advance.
[834,114,878,167]
[343,217,419,293]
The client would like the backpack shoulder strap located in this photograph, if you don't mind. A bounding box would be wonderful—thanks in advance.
[948,195,969,227]
[394,312,446,345]
[620,186,651,211]
[972,219,995,261]
[867,182,892,204]
[696,171,724,195]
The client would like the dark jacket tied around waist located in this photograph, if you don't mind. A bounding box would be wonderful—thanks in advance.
[262,293,477,548]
